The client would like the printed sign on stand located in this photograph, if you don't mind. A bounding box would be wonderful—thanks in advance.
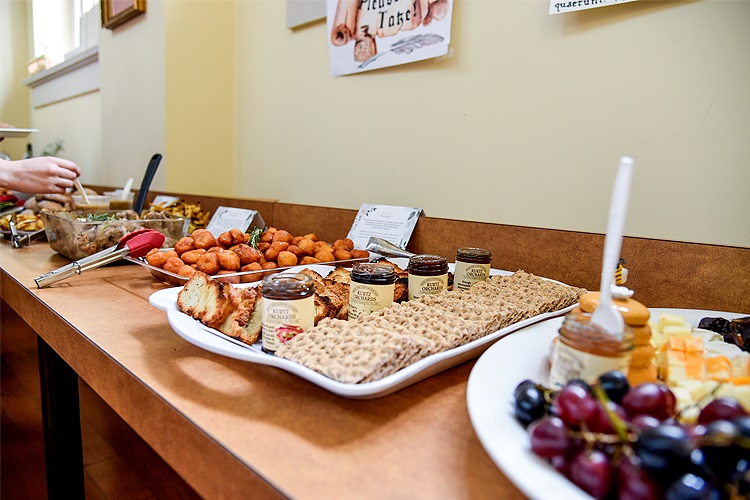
[347,204,422,253]
[205,207,266,237]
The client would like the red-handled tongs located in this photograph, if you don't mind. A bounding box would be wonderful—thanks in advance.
[35,229,165,288]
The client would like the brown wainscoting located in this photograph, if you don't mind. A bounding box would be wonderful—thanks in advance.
[84,192,750,313]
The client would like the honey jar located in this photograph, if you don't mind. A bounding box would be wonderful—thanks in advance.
[548,307,634,388]
[261,273,315,354]
[407,254,448,301]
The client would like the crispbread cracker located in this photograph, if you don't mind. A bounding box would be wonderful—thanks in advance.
[275,321,425,384]
[275,269,585,384]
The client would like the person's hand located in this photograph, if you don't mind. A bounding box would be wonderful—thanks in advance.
[0,156,81,194]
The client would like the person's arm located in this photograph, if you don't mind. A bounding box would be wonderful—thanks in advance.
[0,157,81,194]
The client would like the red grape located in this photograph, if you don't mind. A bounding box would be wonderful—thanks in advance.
[621,382,676,420]
[555,384,598,430]
[590,401,628,434]
[529,417,572,458]
[698,398,747,425]
[616,453,661,500]
[631,414,661,432]
[569,449,613,499]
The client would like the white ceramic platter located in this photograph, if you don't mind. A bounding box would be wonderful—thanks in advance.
[150,262,578,399]
[466,308,747,500]
[0,128,38,138]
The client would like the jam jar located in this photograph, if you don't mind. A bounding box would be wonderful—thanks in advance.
[453,247,492,291]
[348,262,396,321]
[548,307,634,388]
[407,254,448,301]
[261,273,315,354]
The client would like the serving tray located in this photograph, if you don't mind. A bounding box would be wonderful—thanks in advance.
[150,264,578,399]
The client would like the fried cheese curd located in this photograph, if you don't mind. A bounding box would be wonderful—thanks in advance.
[145,228,370,284]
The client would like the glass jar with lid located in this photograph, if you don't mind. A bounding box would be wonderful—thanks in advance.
[548,308,634,388]
[454,247,492,291]
[261,273,315,354]
[407,254,448,301]
[348,262,396,320]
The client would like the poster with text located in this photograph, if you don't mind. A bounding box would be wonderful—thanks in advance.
[328,0,453,77]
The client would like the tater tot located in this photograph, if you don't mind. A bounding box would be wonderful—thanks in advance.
[219,250,241,271]
[259,231,274,243]
[350,249,370,259]
[299,256,321,265]
[272,230,293,244]
[146,249,168,268]
[314,250,335,262]
[257,242,271,252]
[163,257,185,275]
[261,261,278,277]
[276,250,298,268]
[264,246,280,262]
[240,262,263,283]
[181,248,206,265]
[218,231,234,248]
[196,252,221,275]
[333,249,352,261]
[297,238,316,256]
[192,229,216,250]
[174,237,196,255]
[229,228,244,245]
[216,270,240,284]
[286,245,303,259]
[245,246,264,265]
[270,241,289,252]
[178,265,196,279]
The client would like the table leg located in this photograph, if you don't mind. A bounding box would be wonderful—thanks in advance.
[37,336,85,499]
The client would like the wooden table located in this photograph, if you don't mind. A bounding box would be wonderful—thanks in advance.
[0,242,525,499]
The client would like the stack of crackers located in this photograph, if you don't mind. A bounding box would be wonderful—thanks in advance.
[275,271,585,384]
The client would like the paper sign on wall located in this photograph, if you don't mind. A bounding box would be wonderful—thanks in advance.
[327,0,453,77]
[347,204,422,252]
[205,207,266,237]
[549,0,637,15]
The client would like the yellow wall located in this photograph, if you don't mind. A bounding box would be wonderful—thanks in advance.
[0,0,32,160]
[233,0,750,248]
[98,0,166,189]
[164,0,235,196]
[4,0,749,249]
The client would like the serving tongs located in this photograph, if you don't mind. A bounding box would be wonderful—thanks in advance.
[8,218,46,248]
[365,237,415,259]
[35,228,165,288]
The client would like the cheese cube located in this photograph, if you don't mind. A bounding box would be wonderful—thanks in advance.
[662,324,694,338]
[705,356,733,382]
[657,313,688,331]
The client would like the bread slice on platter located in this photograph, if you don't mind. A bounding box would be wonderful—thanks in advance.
[177,272,262,345]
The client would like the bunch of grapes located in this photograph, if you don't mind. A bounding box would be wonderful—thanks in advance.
[514,371,750,499]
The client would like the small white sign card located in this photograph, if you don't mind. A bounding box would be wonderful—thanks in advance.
[347,204,422,252]
[150,195,181,208]
[205,206,266,238]
[549,0,637,15]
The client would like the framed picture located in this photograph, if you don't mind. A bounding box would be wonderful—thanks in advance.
[102,0,146,30]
